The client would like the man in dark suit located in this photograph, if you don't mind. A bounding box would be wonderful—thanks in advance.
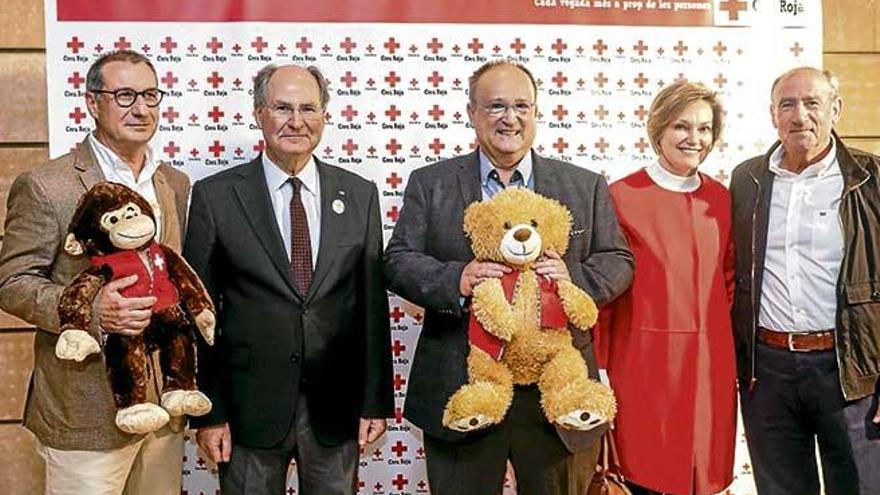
[184,64,393,495]
[384,61,634,495]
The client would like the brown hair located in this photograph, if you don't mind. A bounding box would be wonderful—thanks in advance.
[646,81,723,155]
[86,50,156,92]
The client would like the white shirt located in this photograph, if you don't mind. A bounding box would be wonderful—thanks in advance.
[88,133,163,239]
[645,160,702,193]
[261,153,321,268]
[758,141,843,332]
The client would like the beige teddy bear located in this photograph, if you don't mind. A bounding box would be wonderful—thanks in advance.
[442,188,617,433]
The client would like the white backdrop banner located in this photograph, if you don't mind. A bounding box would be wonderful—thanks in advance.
[44,1,822,493]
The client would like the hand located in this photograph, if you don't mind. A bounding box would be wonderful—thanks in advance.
[196,423,232,463]
[194,309,216,345]
[97,275,157,335]
[460,260,511,297]
[534,249,571,282]
[358,418,387,447]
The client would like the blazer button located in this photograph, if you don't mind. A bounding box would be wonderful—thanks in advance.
[872,290,880,299]
[289,352,301,364]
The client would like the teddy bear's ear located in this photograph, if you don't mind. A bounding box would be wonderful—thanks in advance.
[64,233,85,256]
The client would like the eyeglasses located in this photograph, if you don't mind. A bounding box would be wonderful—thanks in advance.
[266,103,323,120]
[90,88,165,108]
[482,101,536,117]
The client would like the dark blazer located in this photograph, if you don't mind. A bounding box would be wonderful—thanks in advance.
[383,150,634,452]
[184,156,393,448]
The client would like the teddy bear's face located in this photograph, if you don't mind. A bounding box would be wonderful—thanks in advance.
[464,188,572,268]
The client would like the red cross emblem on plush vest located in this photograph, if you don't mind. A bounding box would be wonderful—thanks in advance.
[91,241,180,311]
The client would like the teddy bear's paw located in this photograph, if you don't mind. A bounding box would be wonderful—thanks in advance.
[556,409,607,431]
[448,414,492,433]
[195,310,215,345]
[116,403,170,434]
[55,330,100,362]
[162,390,213,417]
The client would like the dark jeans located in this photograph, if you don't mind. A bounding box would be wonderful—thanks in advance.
[740,342,880,495]
[423,385,599,495]
[218,394,358,495]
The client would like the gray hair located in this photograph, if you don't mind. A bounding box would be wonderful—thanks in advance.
[770,66,840,102]
[468,60,538,104]
[86,50,156,92]
[252,64,330,109]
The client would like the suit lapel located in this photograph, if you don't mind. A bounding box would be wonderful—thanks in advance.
[72,139,104,193]
[307,161,344,302]
[232,157,300,297]
[152,168,183,251]
[457,151,482,208]
[532,151,561,199]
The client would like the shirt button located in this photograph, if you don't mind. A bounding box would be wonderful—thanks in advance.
[290,352,300,364]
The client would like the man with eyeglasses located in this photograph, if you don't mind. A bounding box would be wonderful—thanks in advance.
[0,50,191,494]
[184,64,393,494]
[384,60,633,494]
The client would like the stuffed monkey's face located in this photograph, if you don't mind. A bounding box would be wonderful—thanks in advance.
[100,202,156,250]
[500,221,542,266]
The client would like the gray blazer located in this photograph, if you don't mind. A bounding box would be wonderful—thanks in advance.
[0,139,191,450]
[383,150,633,451]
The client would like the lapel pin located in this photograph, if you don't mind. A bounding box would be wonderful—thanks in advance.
[338,190,346,196]
[332,199,345,214]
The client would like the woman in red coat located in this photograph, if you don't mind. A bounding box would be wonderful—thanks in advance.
[599,81,736,495]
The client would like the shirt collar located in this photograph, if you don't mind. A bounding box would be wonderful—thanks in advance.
[261,153,319,197]
[769,139,839,179]
[88,132,160,185]
[645,160,701,193]
[479,149,533,188]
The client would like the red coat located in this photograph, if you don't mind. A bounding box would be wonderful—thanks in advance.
[91,241,179,311]
[597,169,736,495]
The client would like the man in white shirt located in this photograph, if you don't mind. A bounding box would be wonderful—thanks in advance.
[185,64,393,495]
[0,50,192,494]
[730,67,880,494]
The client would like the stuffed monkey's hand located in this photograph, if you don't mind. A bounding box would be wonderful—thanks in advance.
[55,330,101,361]
[195,309,216,346]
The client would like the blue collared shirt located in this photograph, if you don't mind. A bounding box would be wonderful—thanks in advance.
[479,149,534,199]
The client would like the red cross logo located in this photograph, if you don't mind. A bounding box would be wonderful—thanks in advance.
[428,138,445,155]
[254,140,265,153]
[385,139,402,156]
[592,39,608,55]
[634,105,647,121]
[552,105,567,121]
[389,306,405,321]
[251,36,268,53]
[634,137,649,154]
[633,40,648,56]
[160,36,177,54]
[341,105,357,122]
[69,107,87,124]
[340,71,357,88]
[594,72,608,88]
[790,42,804,57]
[341,139,358,156]
[552,138,568,154]
[392,474,409,490]
[552,71,567,88]
[633,73,648,88]
[161,71,178,89]
[428,105,444,121]
[714,73,728,88]
[386,206,400,222]
[295,37,312,54]
[384,37,400,54]
[162,107,179,123]
[715,169,730,182]
[207,72,224,88]
[427,71,443,88]
[391,441,408,457]
[385,71,401,88]
[713,41,727,57]
[595,137,610,154]
[551,38,567,54]
[594,105,609,120]
[206,37,223,54]
[67,72,85,89]
[391,339,406,356]
[94,43,104,53]
[385,105,401,121]
[427,37,443,53]
[208,141,225,157]
[340,37,356,53]
[673,40,688,56]
[67,37,84,53]
[208,106,224,123]
[163,141,180,158]
[719,0,748,20]
[510,38,526,54]
[114,37,131,51]
[394,407,404,423]
[467,38,484,54]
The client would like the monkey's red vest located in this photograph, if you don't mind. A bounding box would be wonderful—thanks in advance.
[468,270,567,361]
[91,241,179,311]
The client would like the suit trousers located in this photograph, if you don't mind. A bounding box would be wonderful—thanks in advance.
[740,342,880,495]
[423,385,598,495]
[37,426,183,495]
[219,393,359,495]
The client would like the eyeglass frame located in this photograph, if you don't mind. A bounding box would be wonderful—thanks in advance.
[89,88,166,108]
[263,102,325,121]
[478,100,537,117]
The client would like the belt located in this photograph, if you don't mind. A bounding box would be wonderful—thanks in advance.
[757,326,835,352]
